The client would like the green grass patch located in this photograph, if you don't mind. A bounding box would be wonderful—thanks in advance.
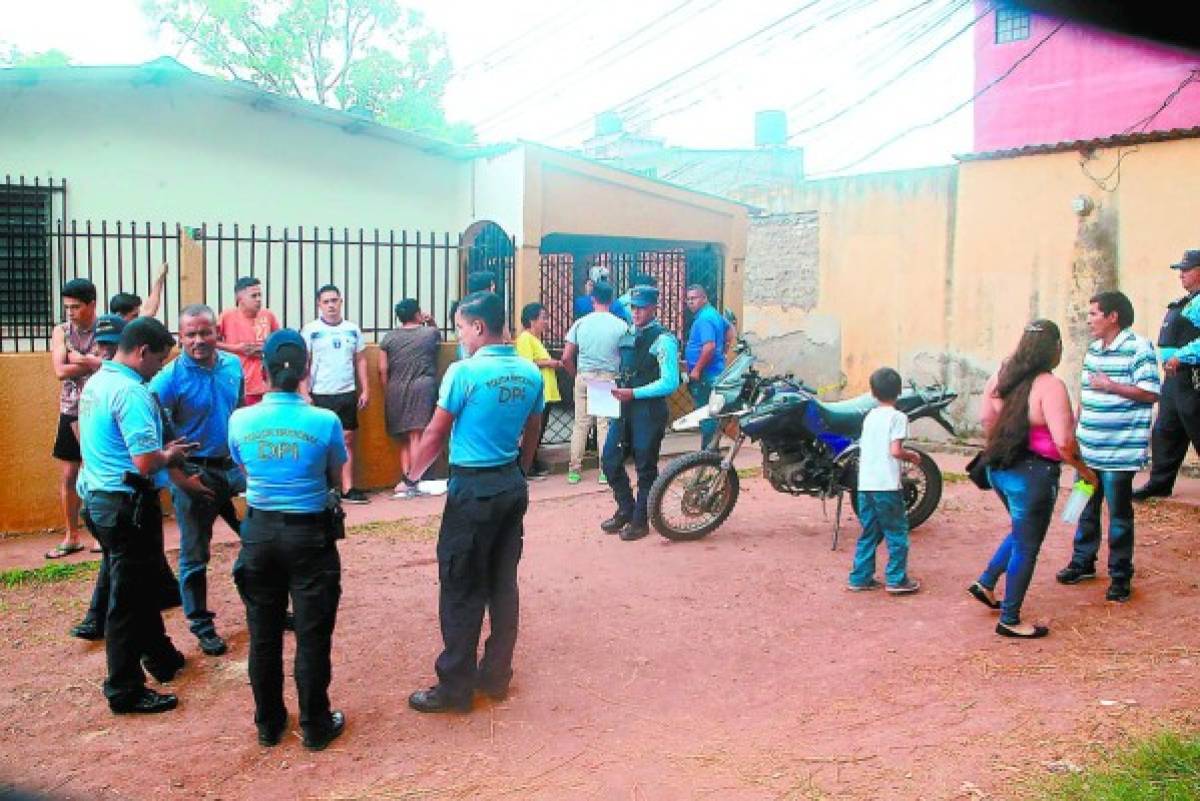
[942,471,969,484]
[736,466,762,479]
[1,559,99,589]
[1034,731,1200,801]
[349,516,440,543]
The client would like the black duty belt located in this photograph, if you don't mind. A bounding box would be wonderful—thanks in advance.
[246,507,330,525]
[187,456,235,469]
[450,461,518,476]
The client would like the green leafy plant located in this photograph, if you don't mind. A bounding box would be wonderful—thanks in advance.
[1035,732,1200,801]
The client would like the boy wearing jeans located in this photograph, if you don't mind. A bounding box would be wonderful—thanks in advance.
[848,367,922,594]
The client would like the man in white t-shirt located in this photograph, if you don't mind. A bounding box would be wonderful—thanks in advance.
[302,284,370,503]
[562,281,630,484]
[847,367,922,595]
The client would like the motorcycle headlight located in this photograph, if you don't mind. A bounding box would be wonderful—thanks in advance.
[708,393,727,415]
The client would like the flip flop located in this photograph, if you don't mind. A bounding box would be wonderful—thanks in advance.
[45,543,85,560]
[968,582,1001,610]
[89,545,103,553]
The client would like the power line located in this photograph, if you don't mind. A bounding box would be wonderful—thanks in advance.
[475,0,720,132]
[809,20,1065,176]
[785,0,985,141]
[543,0,829,143]
[455,0,592,77]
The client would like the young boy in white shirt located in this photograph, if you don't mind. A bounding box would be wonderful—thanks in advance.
[847,367,922,594]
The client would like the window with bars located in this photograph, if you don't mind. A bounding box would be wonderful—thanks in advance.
[0,180,56,339]
[995,6,1031,43]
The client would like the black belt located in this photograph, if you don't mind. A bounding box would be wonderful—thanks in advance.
[187,456,234,469]
[450,461,518,476]
[246,507,330,525]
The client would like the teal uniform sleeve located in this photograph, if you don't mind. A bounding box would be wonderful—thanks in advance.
[115,389,162,457]
[632,334,682,400]
[1176,296,1200,364]
[437,362,468,416]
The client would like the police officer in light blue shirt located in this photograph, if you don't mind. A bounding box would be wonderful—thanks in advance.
[150,304,245,657]
[78,317,194,715]
[601,285,681,541]
[402,291,544,714]
[227,329,349,751]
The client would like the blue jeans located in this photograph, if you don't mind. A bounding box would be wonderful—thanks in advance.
[688,379,717,450]
[172,464,246,638]
[980,457,1061,626]
[1069,469,1135,580]
[849,491,910,587]
[602,398,669,525]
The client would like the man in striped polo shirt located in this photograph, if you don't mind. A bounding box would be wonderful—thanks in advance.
[1056,291,1160,602]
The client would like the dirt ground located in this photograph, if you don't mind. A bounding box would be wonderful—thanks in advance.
[2,476,1199,801]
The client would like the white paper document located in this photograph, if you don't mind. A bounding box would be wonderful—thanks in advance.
[586,379,621,418]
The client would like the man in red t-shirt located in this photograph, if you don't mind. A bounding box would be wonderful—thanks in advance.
[217,277,280,405]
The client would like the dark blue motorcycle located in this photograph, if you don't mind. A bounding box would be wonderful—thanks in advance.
[648,340,957,546]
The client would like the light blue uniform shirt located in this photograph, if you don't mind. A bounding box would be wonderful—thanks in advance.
[1173,293,1200,365]
[632,328,682,400]
[150,351,243,457]
[77,361,167,494]
[228,393,348,513]
[439,344,544,468]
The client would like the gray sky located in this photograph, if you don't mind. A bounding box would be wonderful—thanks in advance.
[1,0,976,176]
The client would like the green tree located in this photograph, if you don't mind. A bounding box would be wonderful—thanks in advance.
[145,0,473,142]
[1,46,72,67]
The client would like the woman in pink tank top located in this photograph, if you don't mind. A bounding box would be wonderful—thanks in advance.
[967,320,1097,639]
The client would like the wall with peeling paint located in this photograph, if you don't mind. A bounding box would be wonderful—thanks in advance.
[743,136,1200,445]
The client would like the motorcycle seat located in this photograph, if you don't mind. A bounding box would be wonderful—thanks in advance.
[894,391,924,414]
[814,394,876,436]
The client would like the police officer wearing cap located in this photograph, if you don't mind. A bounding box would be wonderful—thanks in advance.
[78,317,193,714]
[1134,248,1200,500]
[403,291,543,713]
[601,284,681,541]
[151,304,245,657]
[228,329,349,749]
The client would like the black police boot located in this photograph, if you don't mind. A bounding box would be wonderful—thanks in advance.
[600,510,632,534]
[257,714,288,747]
[110,689,178,715]
[408,685,473,713]
[1106,579,1132,603]
[70,619,104,641]
[619,521,650,541]
[302,710,346,751]
[1131,484,1171,502]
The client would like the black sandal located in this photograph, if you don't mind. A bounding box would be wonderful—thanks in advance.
[968,582,1001,610]
[995,622,1049,639]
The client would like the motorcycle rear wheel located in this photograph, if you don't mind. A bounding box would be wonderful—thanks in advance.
[648,450,741,541]
[840,447,943,530]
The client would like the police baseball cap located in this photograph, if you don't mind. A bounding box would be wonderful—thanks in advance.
[263,328,307,369]
[93,314,126,345]
[629,285,660,307]
[1171,249,1200,270]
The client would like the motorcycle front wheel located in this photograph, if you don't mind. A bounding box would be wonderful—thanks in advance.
[648,450,741,541]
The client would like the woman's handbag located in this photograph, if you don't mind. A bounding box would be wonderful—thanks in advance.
[965,451,991,490]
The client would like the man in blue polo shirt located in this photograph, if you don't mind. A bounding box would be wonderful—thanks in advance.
[401,291,543,713]
[684,284,729,450]
[1056,292,1160,602]
[150,304,244,656]
[78,317,194,714]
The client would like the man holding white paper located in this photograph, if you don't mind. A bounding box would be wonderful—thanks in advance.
[562,281,628,484]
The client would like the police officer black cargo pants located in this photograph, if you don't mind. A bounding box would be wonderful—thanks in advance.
[436,463,528,703]
[1145,371,1200,493]
[82,491,180,710]
[233,511,341,740]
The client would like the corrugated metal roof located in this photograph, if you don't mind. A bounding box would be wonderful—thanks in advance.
[957,126,1200,161]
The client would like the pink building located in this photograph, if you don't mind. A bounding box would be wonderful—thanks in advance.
[973,2,1200,152]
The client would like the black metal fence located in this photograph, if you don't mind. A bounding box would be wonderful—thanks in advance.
[0,215,514,351]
